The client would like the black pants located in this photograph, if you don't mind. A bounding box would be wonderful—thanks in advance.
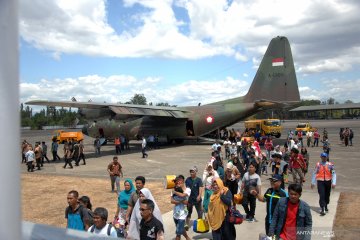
[317,180,331,208]
[242,193,256,218]
[211,220,236,240]
[63,157,73,168]
[142,147,148,158]
[27,162,34,172]
[226,180,238,196]
[76,153,86,165]
[265,218,270,235]
[52,151,60,161]
[42,154,50,164]
[115,145,121,154]
[187,200,203,220]
[314,138,319,147]
[36,158,42,169]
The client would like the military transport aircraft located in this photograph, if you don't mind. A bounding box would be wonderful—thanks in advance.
[26,36,300,143]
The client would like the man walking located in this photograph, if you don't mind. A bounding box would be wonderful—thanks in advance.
[51,138,61,161]
[76,140,86,165]
[107,156,123,193]
[269,184,312,240]
[94,136,101,155]
[65,190,91,231]
[142,136,148,158]
[311,152,336,216]
[88,207,117,237]
[185,166,203,230]
[255,174,288,235]
[115,136,121,154]
[140,199,165,240]
[289,148,306,185]
[126,176,146,224]
[41,141,50,164]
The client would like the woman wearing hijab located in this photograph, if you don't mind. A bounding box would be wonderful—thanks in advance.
[202,163,219,214]
[127,188,163,240]
[115,179,135,228]
[208,178,236,240]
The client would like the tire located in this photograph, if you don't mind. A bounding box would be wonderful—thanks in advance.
[174,139,184,144]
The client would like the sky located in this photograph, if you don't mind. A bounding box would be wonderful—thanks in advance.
[20,0,360,108]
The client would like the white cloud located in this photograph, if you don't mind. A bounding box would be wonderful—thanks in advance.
[299,79,360,103]
[20,74,249,106]
[19,0,360,73]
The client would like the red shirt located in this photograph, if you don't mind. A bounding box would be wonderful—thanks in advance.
[290,154,306,169]
[280,201,299,240]
[314,132,320,139]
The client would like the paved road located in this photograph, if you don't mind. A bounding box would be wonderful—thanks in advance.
[21,119,359,239]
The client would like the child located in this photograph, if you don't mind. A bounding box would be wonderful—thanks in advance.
[261,155,268,175]
[171,175,191,240]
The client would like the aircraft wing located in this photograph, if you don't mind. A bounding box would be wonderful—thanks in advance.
[26,100,190,119]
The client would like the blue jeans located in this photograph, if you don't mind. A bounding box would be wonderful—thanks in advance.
[173,218,186,235]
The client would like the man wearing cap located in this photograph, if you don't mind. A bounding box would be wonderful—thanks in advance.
[255,174,288,235]
[311,152,336,216]
[185,166,204,230]
[289,148,306,185]
[273,153,288,189]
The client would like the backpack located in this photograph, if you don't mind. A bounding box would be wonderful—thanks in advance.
[65,205,95,230]
[90,223,113,236]
[90,223,125,238]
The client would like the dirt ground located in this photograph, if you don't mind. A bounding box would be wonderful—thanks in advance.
[21,173,172,228]
[21,175,360,240]
[332,192,360,239]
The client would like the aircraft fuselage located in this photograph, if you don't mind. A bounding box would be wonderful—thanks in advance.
[81,101,259,141]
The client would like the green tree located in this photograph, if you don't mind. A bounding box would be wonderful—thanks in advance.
[327,97,335,105]
[130,94,147,105]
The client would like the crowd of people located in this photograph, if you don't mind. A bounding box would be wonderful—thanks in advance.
[22,125,346,239]
[21,138,87,171]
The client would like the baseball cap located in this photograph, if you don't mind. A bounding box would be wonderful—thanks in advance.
[320,152,328,158]
[268,174,282,182]
[190,166,198,172]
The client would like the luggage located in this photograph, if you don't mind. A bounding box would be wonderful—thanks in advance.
[193,218,209,233]
[226,206,243,224]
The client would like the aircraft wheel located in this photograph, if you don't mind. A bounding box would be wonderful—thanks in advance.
[174,139,184,144]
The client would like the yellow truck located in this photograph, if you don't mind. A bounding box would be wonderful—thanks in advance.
[295,122,317,135]
[52,130,84,143]
[244,119,282,138]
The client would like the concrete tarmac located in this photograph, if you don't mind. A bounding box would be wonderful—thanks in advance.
[21,119,359,239]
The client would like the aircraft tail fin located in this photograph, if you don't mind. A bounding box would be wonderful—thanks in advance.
[244,36,300,103]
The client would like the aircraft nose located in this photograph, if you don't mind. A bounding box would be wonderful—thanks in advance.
[82,124,89,136]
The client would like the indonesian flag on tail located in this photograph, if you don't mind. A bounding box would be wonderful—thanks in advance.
[272,57,284,67]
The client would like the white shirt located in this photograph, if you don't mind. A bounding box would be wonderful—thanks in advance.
[87,223,118,237]
[25,150,35,162]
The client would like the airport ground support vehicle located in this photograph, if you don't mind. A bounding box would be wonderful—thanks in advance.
[52,130,84,143]
[244,119,282,138]
[295,122,317,135]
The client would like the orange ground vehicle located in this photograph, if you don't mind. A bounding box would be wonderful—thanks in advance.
[52,130,84,143]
